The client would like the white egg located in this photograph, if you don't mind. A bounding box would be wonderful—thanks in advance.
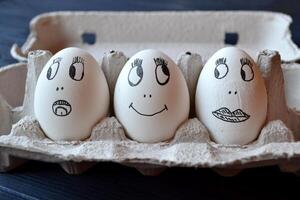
[114,49,190,143]
[34,47,110,141]
[195,47,267,145]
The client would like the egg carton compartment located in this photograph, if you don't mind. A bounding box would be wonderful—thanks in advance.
[0,48,300,176]
[1,11,300,176]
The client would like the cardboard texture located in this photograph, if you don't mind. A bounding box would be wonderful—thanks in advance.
[1,11,300,175]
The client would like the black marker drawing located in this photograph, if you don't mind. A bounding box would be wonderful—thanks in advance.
[129,102,168,117]
[154,57,170,85]
[240,57,254,82]
[69,56,84,81]
[47,57,62,80]
[128,58,143,87]
[212,107,250,123]
[52,100,72,117]
[214,57,228,79]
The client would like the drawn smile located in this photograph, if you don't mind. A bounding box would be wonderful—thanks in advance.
[129,102,168,117]
[212,107,250,123]
[52,100,72,117]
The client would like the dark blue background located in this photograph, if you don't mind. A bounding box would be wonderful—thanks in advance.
[1,0,300,199]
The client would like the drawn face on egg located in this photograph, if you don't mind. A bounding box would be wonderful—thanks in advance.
[34,47,110,141]
[46,56,84,117]
[114,49,190,143]
[211,57,254,123]
[195,47,267,145]
[127,57,169,117]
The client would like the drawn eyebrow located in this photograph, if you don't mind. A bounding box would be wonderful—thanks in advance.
[153,57,168,67]
[131,58,143,68]
[53,57,62,63]
[240,57,253,67]
[72,56,84,64]
[215,57,226,66]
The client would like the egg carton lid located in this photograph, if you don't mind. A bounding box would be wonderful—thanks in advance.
[10,11,300,63]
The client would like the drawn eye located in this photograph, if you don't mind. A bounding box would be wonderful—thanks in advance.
[214,64,228,79]
[241,64,254,81]
[240,58,254,82]
[46,58,61,80]
[69,57,84,81]
[128,58,143,86]
[214,57,228,79]
[154,57,170,85]
[155,63,170,85]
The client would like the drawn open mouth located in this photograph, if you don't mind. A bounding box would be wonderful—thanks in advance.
[129,102,168,117]
[212,107,250,123]
[52,100,72,117]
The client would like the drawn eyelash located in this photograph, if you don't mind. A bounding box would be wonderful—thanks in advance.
[240,57,253,67]
[154,57,168,67]
[131,58,143,68]
[215,57,226,66]
[53,57,62,64]
[72,56,84,65]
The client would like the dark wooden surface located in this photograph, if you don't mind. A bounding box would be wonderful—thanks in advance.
[1,0,300,199]
[2,161,300,200]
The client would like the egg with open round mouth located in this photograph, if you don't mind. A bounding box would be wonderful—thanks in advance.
[34,47,110,141]
[114,49,190,143]
[195,47,267,145]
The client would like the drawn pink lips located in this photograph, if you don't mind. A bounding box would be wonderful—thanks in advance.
[212,107,250,123]
[52,100,72,117]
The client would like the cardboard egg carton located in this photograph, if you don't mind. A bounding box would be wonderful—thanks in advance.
[1,11,300,176]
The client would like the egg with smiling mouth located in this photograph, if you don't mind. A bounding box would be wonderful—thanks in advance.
[195,47,267,145]
[114,49,190,143]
